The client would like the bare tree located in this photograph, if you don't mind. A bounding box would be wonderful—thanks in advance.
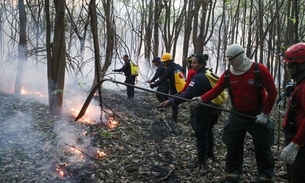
[14,0,27,95]
[47,0,66,115]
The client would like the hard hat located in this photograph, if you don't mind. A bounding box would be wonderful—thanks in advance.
[284,42,305,63]
[161,53,172,62]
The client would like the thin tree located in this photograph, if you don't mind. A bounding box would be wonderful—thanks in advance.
[47,0,66,115]
[14,0,27,95]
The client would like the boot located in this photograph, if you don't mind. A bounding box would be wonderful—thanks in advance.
[207,148,215,162]
[170,115,178,123]
[187,153,207,169]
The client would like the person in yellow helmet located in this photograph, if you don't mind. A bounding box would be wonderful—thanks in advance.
[150,52,184,122]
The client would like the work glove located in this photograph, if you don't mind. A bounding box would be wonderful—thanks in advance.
[190,97,202,108]
[280,142,299,164]
[150,84,155,89]
[255,112,268,125]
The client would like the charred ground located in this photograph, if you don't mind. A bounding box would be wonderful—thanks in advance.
[0,89,288,183]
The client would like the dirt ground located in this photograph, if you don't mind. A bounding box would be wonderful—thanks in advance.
[0,89,289,183]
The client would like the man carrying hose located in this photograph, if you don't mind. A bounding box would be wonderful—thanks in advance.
[191,44,277,183]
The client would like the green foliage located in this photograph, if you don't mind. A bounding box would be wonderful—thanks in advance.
[99,130,112,138]
[52,90,68,95]
[288,17,296,24]
[77,82,87,88]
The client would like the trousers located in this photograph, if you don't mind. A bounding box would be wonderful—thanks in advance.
[222,108,275,182]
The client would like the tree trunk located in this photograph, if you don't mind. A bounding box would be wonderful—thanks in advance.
[89,0,102,97]
[14,0,27,95]
[48,0,66,115]
[90,0,114,90]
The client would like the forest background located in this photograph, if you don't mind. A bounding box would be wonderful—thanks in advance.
[0,0,304,114]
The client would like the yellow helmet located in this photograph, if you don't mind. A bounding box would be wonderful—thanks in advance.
[161,53,172,62]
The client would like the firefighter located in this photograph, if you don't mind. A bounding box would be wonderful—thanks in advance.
[113,55,136,99]
[162,54,221,168]
[191,44,277,182]
[280,42,305,183]
[150,53,184,122]
[147,57,169,103]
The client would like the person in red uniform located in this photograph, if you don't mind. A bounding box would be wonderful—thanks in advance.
[191,44,277,183]
[280,42,305,183]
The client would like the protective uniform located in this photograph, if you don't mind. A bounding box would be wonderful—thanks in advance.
[113,56,136,99]
[195,44,277,182]
[150,53,179,121]
[149,57,169,102]
[280,42,305,183]
[169,54,221,167]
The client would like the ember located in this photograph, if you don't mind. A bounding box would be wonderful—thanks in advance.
[96,150,106,158]
[108,117,118,129]
[69,147,85,159]
[56,163,68,178]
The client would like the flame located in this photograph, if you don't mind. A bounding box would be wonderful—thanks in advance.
[70,108,93,124]
[96,150,106,158]
[70,147,84,159]
[56,163,68,178]
[20,86,46,97]
[108,117,118,129]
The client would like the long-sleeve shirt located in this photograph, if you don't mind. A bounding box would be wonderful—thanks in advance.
[170,67,212,106]
[150,63,166,82]
[115,60,131,76]
[200,62,277,114]
[283,79,305,147]
[180,69,196,93]
[151,62,178,94]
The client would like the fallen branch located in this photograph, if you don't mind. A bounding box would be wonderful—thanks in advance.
[64,143,103,165]
[158,169,173,182]
[163,119,173,133]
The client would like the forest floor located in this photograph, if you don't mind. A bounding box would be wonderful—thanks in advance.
[0,89,288,183]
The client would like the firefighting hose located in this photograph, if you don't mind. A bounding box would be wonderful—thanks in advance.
[75,78,256,121]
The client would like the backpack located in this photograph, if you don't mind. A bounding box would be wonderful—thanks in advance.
[130,61,139,76]
[205,68,228,106]
[173,64,186,93]
[224,62,262,107]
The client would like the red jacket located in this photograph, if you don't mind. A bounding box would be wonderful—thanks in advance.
[181,69,196,93]
[201,62,277,114]
[283,79,305,147]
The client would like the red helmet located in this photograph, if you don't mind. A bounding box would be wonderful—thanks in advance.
[284,43,305,63]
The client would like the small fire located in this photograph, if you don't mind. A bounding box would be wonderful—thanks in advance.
[56,162,68,178]
[71,108,93,124]
[20,86,46,97]
[70,147,84,159]
[108,117,118,129]
[96,150,106,158]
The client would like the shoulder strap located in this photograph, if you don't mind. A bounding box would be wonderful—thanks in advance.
[224,69,234,107]
[254,62,263,107]
[286,86,299,128]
